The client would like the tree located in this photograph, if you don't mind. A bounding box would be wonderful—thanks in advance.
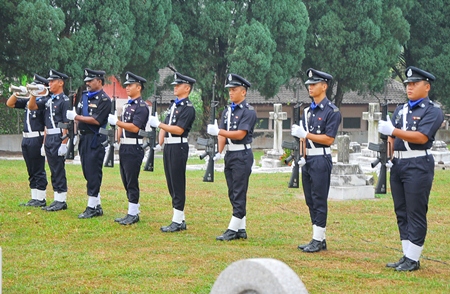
[302,0,412,107]
[170,0,309,130]
[1,0,181,95]
[401,0,450,109]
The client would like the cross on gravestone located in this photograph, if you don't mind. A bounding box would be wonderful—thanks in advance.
[269,104,287,154]
[362,103,382,144]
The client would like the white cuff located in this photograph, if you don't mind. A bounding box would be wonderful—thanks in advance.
[172,208,184,224]
[313,224,326,241]
[228,216,241,232]
[406,241,423,261]
[128,202,140,216]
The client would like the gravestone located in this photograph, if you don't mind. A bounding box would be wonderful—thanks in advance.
[361,103,381,158]
[260,104,287,168]
[431,140,450,164]
[329,135,375,200]
[210,258,308,294]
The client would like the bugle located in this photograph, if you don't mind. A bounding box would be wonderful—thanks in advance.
[9,85,29,98]
[27,84,49,97]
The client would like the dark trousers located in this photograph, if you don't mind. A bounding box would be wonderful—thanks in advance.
[224,149,253,219]
[45,134,67,193]
[22,136,47,191]
[119,144,144,204]
[79,133,106,197]
[302,154,332,228]
[163,143,189,210]
[390,155,434,246]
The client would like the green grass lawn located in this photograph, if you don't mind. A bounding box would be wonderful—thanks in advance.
[0,156,449,293]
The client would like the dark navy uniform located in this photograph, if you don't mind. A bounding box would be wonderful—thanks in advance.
[113,72,149,225]
[158,72,196,232]
[75,69,112,218]
[297,68,341,252]
[8,74,48,206]
[386,66,443,270]
[213,74,256,241]
[36,69,71,210]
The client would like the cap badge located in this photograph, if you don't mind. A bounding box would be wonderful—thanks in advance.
[407,68,412,77]
[126,74,129,80]
[84,70,88,76]
[49,70,53,76]
[228,74,232,81]
[308,70,313,78]
[174,73,178,79]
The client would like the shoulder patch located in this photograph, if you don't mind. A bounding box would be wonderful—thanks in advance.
[63,96,70,101]
[139,100,146,107]
[430,101,441,108]
[327,103,339,112]
[245,103,254,110]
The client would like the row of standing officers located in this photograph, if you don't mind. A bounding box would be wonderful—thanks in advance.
[6,66,443,272]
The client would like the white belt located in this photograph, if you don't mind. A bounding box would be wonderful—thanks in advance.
[23,131,42,138]
[395,149,430,159]
[306,147,331,156]
[226,144,251,151]
[121,138,143,145]
[164,137,188,144]
[47,128,61,135]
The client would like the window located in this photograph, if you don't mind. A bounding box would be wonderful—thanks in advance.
[343,117,361,129]
[271,118,292,129]
[255,118,269,129]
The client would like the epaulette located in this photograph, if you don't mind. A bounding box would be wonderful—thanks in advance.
[327,102,339,112]
[430,101,441,108]
[63,95,70,101]
[186,100,193,107]
[139,100,146,107]
[246,103,254,110]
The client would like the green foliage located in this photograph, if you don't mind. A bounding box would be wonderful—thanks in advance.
[302,0,412,107]
[402,0,450,109]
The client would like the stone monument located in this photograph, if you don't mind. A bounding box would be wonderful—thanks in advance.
[210,258,308,294]
[260,104,287,168]
[361,103,382,158]
[329,135,375,200]
[431,140,450,164]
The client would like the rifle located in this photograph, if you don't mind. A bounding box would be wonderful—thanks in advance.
[58,78,76,160]
[368,98,389,194]
[100,83,117,167]
[281,101,303,188]
[197,83,218,182]
[140,81,159,171]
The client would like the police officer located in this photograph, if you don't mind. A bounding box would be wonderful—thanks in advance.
[66,69,112,218]
[207,73,257,241]
[291,68,341,252]
[6,74,48,207]
[148,72,196,232]
[28,69,71,211]
[108,72,149,225]
[378,66,443,271]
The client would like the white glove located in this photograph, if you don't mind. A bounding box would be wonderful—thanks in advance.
[113,142,120,149]
[66,107,77,120]
[378,115,395,136]
[40,145,46,157]
[213,152,222,161]
[298,157,306,167]
[72,135,78,146]
[148,112,161,128]
[207,119,220,136]
[58,144,67,156]
[153,144,162,152]
[108,112,118,126]
[386,160,393,168]
[291,124,307,138]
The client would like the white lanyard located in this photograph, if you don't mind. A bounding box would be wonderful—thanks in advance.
[122,103,129,139]
[402,103,412,151]
[48,98,56,129]
[303,107,316,149]
[226,106,233,145]
[25,102,33,132]
[167,103,176,138]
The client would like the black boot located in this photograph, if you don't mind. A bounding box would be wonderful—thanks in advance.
[237,229,248,239]
[395,257,420,271]
[118,214,139,225]
[20,199,46,207]
[160,221,187,232]
[42,201,67,211]
[216,229,239,241]
[386,256,406,268]
[78,205,103,219]
[298,239,327,251]
[302,239,324,253]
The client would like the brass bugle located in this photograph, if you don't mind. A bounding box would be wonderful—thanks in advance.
[27,84,49,97]
[9,85,29,98]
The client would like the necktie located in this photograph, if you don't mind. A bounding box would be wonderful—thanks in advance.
[310,102,318,110]
[408,98,424,109]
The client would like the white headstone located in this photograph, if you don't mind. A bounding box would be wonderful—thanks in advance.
[269,104,287,154]
[211,258,308,294]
